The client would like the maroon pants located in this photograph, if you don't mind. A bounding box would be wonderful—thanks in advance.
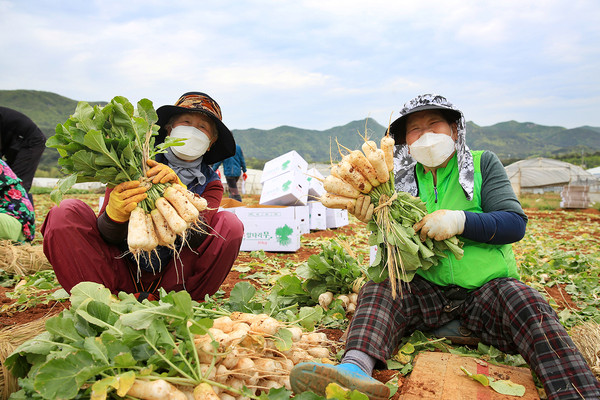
[41,199,244,301]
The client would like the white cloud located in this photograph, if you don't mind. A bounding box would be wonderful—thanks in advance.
[0,0,599,129]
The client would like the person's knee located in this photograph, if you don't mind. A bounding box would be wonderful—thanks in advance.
[213,211,244,240]
[48,199,90,218]
[42,199,95,234]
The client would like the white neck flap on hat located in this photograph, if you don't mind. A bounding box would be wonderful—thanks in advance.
[392,94,475,201]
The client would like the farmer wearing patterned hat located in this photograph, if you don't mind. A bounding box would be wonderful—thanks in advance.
[41,92,244,302]
[290,94,600,399]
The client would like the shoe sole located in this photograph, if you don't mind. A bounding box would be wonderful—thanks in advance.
[290,363,390,400]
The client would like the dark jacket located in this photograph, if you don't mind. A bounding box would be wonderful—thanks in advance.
[0,107,46,191]
[212,144,247,177]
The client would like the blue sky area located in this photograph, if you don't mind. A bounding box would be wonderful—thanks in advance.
[1,0,599,131]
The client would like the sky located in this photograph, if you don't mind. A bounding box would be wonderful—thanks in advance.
[1,0,599,131]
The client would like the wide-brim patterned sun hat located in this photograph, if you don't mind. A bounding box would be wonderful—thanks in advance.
[156,92,236,164]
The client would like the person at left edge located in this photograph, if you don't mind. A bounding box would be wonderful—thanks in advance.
[41,92,244,302]
[0,106,46,203]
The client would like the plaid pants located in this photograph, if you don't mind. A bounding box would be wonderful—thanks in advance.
[346,276,600,399]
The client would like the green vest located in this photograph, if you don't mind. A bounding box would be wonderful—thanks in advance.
[414,151,519,289]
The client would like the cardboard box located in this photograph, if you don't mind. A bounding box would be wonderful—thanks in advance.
[295,205,310,234]
[306,167,325,200]
[260,150,308,183]
[259,170,309,206]
[218,198,245,213]
[326,208,349,228]
[231,206,302,252]
[308,201,327,230]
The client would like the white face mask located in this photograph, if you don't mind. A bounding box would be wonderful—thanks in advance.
[409,131,456,168]
[169,125,212,161]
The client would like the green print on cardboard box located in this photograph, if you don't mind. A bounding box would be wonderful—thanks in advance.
[276,225,294,245]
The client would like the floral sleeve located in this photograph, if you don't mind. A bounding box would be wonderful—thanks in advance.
[0,160,36,241]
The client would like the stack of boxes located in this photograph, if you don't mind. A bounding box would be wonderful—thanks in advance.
[222,150,349,253]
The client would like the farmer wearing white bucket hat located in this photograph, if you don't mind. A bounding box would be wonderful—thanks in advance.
[42,92,244,302]
[291,94,600,399]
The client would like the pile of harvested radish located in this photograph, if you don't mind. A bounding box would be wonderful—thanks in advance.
[319,134,464,297]
[47,96,210,269]
[128,183,208,257]
[318,291,359,314]
[129,312,337,399]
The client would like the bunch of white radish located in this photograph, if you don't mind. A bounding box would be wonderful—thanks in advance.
[127,183,209,258]
[319,134,395,212]
[47,96,213,272]
[318,291,359,314]
[320,133,464,298]
[189,312,336,399]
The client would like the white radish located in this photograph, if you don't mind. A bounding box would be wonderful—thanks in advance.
[250,316,280,336]
[336,295,350,308]
[362,141,389,183]
[173,184,208,212]
[215,364,230,384]
[222,349,241,369]
[164,186,199,224]
[304,332,328,344]
[151,208,177,246]
[127,207,149,253]
[281,358,294,371]
[320,193,356,213]
[193,383,219,400]
[287,326,304,342]
[285,348,311,364]
[199,364,217,381]
[346,150,380,187]
[234,357,255,373]
[254,358,277,372]
[208,327,228,343]
[126,379,188,400]
[318,292,334,309]
[142,212,159,252]
[336,159,372,193]
[307,346,330,358]
[155,197,188,235]
[380,135,396,172]
[323,175,361,199]
[212,316,234,333]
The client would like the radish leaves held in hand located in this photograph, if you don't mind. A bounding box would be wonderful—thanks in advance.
[46,96,209,270]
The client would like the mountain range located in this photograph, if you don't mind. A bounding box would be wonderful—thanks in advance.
[1,90,599,174]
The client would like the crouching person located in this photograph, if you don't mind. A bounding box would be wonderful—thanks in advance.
[41,92,244,301]
[290,94,600,400]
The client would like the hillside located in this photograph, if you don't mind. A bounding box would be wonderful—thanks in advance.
[1,90,599,175]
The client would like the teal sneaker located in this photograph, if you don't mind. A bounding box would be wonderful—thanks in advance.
[290,362,390,400]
